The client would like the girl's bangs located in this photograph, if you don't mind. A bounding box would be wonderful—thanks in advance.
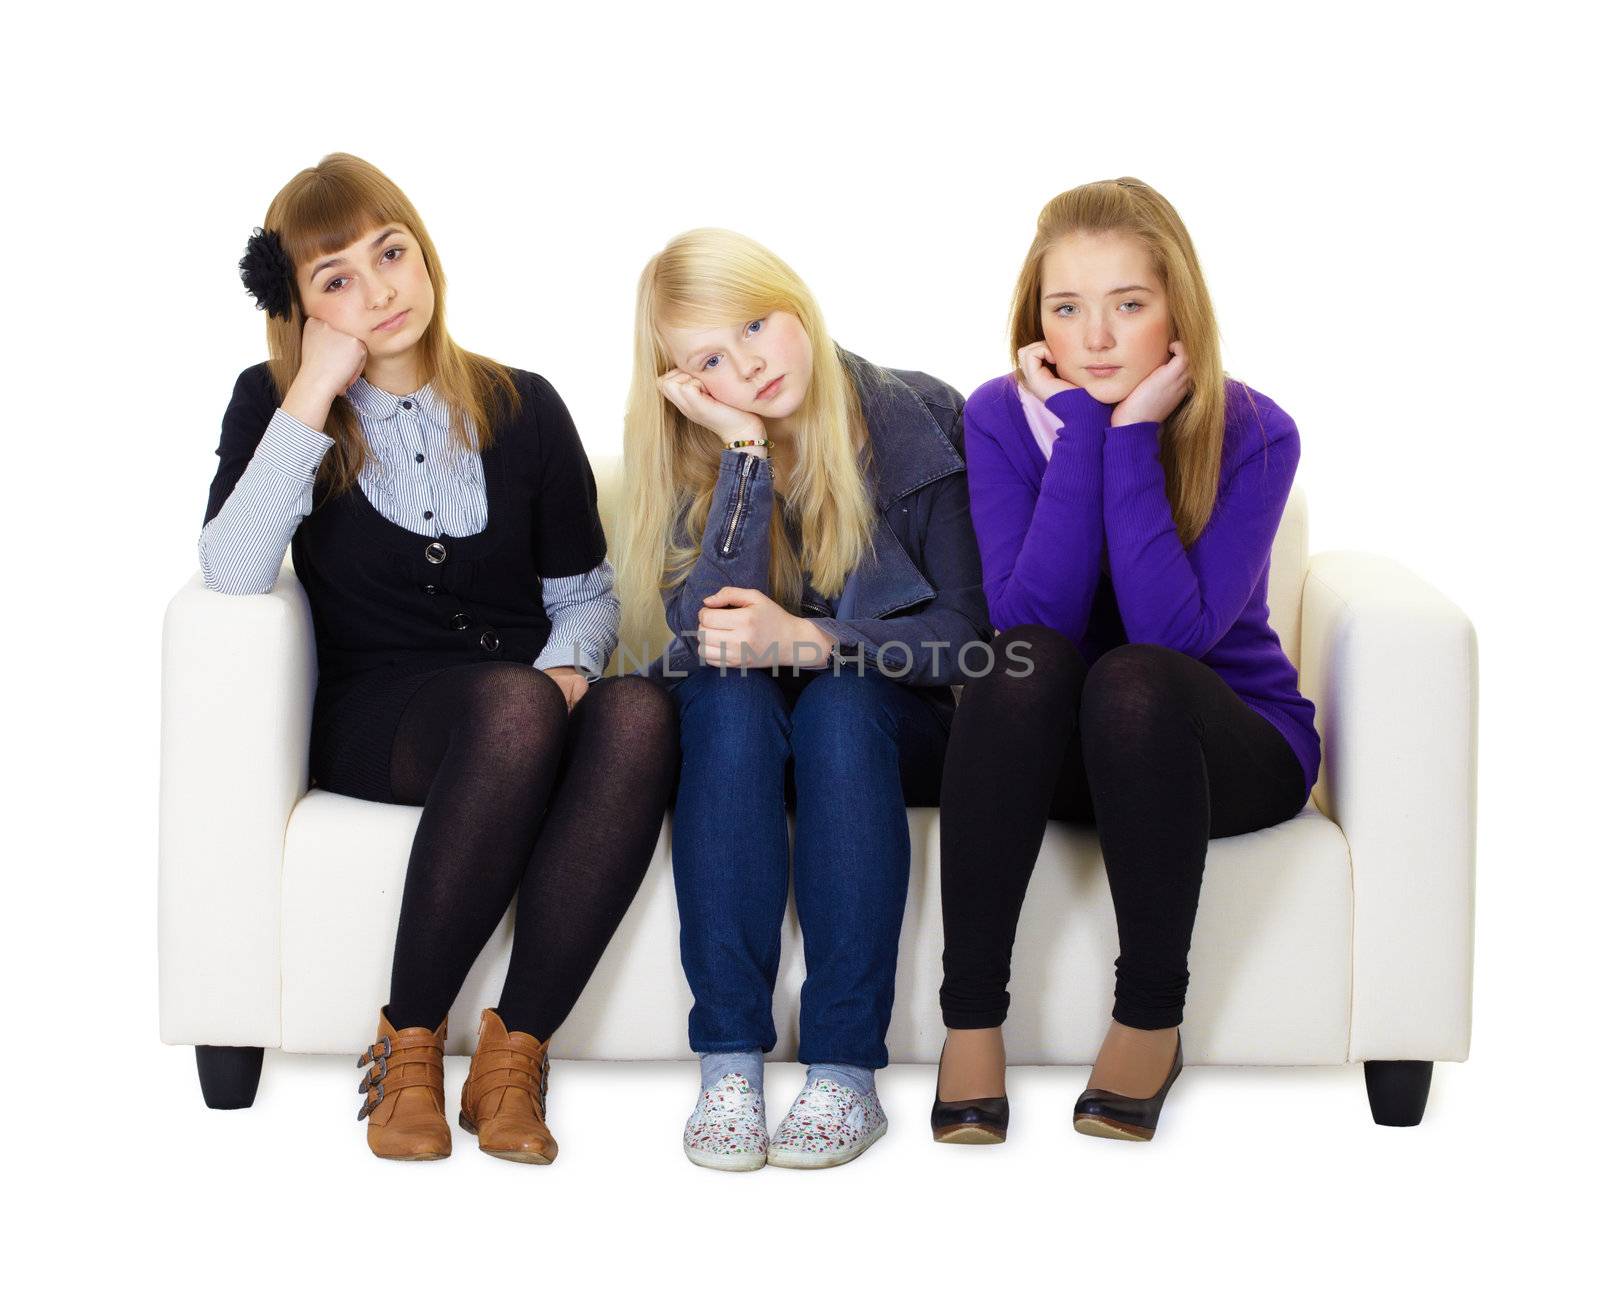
[277,184,404,272]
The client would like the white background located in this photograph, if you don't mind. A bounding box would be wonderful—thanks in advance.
[6,0,1595,1301]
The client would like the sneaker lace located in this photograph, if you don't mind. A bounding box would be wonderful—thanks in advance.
[701,1077,758,1121]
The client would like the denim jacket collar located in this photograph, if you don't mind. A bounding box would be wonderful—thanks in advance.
[839,348,964,511]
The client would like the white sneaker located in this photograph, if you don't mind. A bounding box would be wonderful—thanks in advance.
[682,1073,769,1171]
[766,1078,888,1169]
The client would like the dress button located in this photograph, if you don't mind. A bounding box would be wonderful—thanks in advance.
[423,510,434,521]
[421,583,438,596]
[424,541,447,564]
[402,400,413,410]
[415,453,424,463]
[449,612,470,631]
[480,630,501,653]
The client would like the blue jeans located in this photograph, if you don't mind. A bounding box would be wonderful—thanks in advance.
[669,663,949,1068]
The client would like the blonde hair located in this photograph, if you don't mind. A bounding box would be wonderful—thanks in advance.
[1008,177,1230,546]
[618,228,876,627]
[258,152,519,498]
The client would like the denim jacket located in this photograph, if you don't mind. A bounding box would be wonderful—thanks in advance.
[652,347,991,722]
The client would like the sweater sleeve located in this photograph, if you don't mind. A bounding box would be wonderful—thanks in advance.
[965,383,1109,640]
[198,366,334,595]
[1101,398,1299,658]
[661,449,774,661]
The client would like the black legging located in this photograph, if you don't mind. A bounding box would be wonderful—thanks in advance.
[939,625,1308,1032]
[383,666,677,1040]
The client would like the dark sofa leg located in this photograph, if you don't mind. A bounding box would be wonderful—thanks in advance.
[196,1045,264,1110]
[1363,1059,1432,1126]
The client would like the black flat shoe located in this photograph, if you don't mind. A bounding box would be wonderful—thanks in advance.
[932,1094,1010,1144]
[931,1040,1009,1145]
[1073,1031,1183,1142]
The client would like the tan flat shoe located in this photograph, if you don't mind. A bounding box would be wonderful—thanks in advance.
[459,1008,557,1165]
[357,1007,451,1161]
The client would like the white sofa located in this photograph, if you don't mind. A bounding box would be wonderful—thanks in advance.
[159,459,1478,1126]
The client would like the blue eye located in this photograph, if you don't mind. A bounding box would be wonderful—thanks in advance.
[1120,300,1142,312]
[1054,304,1077,317]
[703,354,722,370]
[747,318,764,334]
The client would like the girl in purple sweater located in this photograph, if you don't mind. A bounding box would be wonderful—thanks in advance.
[933,178,1320,1144]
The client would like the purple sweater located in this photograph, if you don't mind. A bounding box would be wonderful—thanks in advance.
[963,373,1320,797]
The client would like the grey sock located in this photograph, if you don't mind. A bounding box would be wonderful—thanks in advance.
[701,1050,764,1094]
[806,1062,875,1097]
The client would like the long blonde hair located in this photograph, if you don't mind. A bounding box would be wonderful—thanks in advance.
[1008,177,1231,546]
[618,228,876,625]
[258,152,519,498]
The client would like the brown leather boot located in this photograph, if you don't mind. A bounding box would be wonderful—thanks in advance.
[357,1007,451,1161]
[459,1008,558,1165]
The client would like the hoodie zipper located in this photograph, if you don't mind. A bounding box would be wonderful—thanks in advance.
[719,453,757,557]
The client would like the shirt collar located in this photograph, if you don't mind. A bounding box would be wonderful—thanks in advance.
[345,374,451,427]
[838,347,965,511]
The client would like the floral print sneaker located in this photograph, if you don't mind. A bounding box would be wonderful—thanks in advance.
[766,1078,888,1169]
[682,1073,769,1172]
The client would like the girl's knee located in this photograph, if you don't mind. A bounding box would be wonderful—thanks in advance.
[1081,644,1190,743]
[675,666,785,720]
[673,667,790,770]
[990,624,1086,682]
[791,668,897,733]
[466,662,569,735]
[585,673,677,740]
[959,625,1086,719]
[431,664,568,779]
[789,673,901,784]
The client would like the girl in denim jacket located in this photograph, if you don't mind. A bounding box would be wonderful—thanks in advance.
[618,228,989,1169]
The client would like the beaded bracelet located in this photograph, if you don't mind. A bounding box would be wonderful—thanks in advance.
[726,437,772,449]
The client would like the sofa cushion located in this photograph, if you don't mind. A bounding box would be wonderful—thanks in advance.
[281,792,1350,1064]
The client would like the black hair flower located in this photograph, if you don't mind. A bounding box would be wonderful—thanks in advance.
[239,227,296,320]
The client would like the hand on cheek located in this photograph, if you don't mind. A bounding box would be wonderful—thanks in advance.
[1018,340,1076,402]
[1111,340,1190,428]
[303,316,369,397]
[657,371,766,446]
[281,316,369,431]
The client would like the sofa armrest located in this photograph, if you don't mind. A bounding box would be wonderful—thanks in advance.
[1298,551,1478,1063]
[158,567,316,1047]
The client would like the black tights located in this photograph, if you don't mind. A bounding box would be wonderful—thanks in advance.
[385,666,677,1040]
[939,625,1308,1031]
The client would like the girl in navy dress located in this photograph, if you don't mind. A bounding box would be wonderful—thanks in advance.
[201,153,677,1163]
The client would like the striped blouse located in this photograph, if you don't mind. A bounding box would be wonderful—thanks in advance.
[198,373,618,680]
